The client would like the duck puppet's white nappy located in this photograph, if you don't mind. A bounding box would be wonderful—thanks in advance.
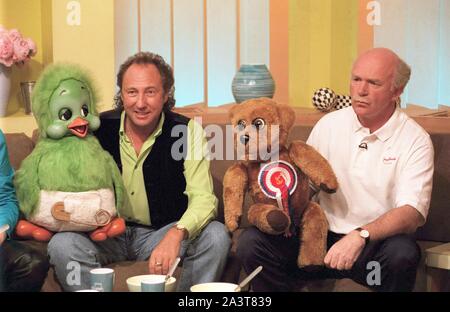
[29,189,117,232]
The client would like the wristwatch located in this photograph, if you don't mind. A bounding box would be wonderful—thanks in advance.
[356,227,370,245]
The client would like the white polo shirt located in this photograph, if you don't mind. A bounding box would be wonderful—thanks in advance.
[306,107,434,234]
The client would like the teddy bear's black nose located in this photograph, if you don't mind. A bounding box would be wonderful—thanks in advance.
[240,134,250,145]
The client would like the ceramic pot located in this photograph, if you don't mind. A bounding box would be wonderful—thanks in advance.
[231,64,275,103]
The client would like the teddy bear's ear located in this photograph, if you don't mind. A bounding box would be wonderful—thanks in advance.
[276,104,295,131]
[228,104,240,121]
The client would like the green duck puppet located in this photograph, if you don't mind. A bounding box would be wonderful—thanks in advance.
[14,63,125,242]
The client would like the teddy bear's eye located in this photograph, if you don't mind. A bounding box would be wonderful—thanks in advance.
[252,118,265,130]
[58,108,73,121]
[237,120,246,131]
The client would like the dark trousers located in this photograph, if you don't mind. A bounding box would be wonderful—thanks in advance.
[0,245,5,292]
[0,240,49,292]
[236,227,421,292]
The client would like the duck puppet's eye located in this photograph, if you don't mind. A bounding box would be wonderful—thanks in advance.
[81,104,89,117]
[58,108,73,121]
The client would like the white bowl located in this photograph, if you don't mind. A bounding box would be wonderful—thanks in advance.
[190,282,240,292]
[126,274,177,292]
[75,289,100,292]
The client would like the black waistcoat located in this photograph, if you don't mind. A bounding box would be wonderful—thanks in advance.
[94,109,190,229]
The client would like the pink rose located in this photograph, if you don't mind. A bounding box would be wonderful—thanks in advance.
[0,35,14,66]
[8,29,22,43]
[0,28,36,66]
[12,38,29,63]
[26,38,37,57]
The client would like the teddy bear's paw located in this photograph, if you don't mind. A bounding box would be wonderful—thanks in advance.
[297,251,326,269]
[225,213,241,232]
[225,220,239,233]
[266,210,290,234]
[320,182,337,194]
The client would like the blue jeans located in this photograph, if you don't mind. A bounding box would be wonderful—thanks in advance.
[48,221,231,292]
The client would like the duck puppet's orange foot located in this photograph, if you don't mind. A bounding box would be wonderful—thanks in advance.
[89,217,126,242]
[15,220,53,242]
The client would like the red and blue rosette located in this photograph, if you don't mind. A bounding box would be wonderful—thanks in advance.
[258,161,298,235]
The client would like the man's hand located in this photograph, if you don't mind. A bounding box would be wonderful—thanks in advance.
[324,231,365,271]
[0,232,6,246]
[148,226,185,275]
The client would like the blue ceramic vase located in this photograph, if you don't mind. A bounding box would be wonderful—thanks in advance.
[231,64,275,103]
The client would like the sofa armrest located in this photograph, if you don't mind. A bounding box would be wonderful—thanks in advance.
[4,133,34,170]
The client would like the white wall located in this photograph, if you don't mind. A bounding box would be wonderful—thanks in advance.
[374,0,449,108]
[114,0,270,107]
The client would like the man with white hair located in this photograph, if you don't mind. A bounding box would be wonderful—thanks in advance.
[237,48,434,292]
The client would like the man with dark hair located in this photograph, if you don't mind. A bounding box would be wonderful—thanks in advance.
[0,130,49,292]
[48,52,230,291]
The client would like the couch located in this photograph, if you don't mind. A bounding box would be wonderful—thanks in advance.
[4,119,450,292]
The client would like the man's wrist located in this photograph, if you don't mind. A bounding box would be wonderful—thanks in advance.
[173,223,188,240]
[354,227,370,245]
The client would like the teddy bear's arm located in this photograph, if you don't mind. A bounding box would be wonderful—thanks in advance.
[288,140,338,193]
[223,163,248,232]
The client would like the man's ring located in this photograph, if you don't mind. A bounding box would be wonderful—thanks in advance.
[155,262,162,266]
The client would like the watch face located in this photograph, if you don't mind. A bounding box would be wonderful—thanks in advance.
[360,230,370,238]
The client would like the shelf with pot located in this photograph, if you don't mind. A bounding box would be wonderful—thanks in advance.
[0,109,37,137]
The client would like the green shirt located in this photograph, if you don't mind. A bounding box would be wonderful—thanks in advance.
[119,111,218,239]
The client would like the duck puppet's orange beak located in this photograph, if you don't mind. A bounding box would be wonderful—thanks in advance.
[68,117,89,138]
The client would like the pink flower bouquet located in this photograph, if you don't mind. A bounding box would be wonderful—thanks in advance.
[0,25,37,67]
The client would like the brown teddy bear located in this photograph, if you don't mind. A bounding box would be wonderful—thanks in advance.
[223,97,338,268]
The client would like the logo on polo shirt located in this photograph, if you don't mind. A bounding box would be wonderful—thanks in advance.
[383,156,397,165]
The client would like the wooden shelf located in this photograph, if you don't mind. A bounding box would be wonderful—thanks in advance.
[174,103,450,134]
[0,109,37,137]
